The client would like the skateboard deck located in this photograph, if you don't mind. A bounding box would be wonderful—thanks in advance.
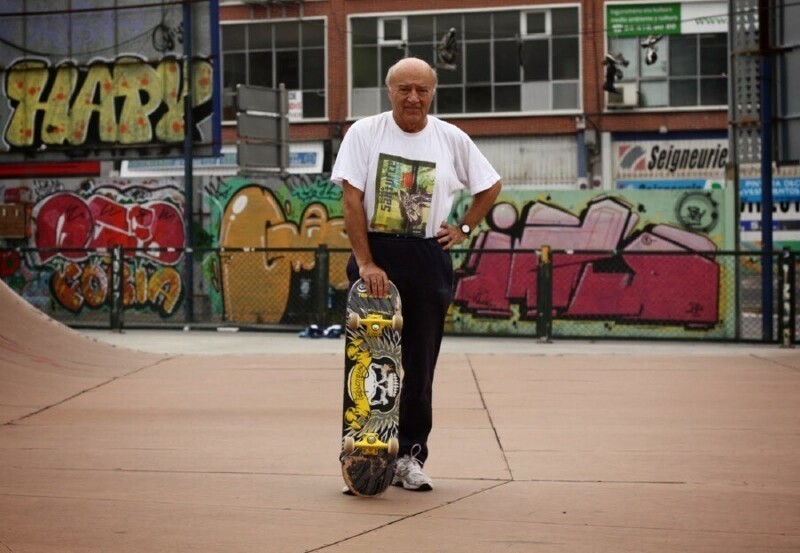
[340,278,403,497]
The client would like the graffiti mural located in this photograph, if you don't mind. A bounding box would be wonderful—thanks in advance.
[204,175,349,324]
[0,0,219,161]
[4,56,213,151]
[450,189,736,338]
[2,178,186,317]
[33,190,184,263]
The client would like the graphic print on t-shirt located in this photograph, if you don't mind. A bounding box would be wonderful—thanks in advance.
[372,153,435,236]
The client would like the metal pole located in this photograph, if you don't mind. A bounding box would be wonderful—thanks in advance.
[279,82,289,176]
[727,0,742,339]
[778,247,795,347]
[315,244,329,325]
[183,1,195,324]
[759,0,774,340]
[110,245,124,332]
[536,245,553,343]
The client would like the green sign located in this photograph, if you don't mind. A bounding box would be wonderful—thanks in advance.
[607,3,682,36]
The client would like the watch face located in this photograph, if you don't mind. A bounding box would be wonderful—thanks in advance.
[460,224,471,234]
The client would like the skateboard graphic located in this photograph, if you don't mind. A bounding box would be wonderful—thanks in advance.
[340,278,403,497]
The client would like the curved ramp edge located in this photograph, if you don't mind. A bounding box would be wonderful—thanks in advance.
[0,280,167,424]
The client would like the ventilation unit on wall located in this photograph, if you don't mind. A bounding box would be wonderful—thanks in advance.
[605,83,639,109]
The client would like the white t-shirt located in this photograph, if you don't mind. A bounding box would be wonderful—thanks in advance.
[331,112,500,238]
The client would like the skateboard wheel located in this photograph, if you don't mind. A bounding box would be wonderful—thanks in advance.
[346,313,360,330]
[392,314,403,332]
[343,436,355,454]
[388,438,399,457]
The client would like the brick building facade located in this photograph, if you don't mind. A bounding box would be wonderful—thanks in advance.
[220,0,729,189]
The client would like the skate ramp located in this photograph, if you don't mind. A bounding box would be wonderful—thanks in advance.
[0,280,166,425]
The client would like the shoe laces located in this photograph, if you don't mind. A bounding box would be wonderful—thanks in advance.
[402,444,424,471]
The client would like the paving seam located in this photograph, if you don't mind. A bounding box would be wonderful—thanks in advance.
[306,481,511,552]
[302,352,518,551]
[750,353,800,373]
[466,353,514,481]
[2,356,175,426]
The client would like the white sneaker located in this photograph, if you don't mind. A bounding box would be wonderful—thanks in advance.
[392,445,433,491]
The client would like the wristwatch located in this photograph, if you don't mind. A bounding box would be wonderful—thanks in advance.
[460,223,472,235]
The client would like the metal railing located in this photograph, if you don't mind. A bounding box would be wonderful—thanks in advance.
[1,245,797,344]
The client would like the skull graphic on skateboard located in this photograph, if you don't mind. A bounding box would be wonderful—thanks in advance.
[340,278,403,497]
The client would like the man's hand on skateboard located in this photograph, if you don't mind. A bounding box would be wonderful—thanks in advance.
[358,262,389,297]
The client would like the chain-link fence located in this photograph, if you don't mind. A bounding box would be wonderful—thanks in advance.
[1,245,797,343]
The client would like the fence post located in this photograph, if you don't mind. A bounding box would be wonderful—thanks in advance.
[315,244,330,325]
[109,245,124,332]
[778,247,795,348]
[537,245,553,343]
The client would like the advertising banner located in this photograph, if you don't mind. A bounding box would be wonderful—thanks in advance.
[607,2,727,36]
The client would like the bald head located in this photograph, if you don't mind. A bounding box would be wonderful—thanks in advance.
[385,57,437,133]
[385,57,438,88]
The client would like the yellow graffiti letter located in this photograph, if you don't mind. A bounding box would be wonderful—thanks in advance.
[155,58,184,142]
[41,63,79,145]
[71,62,114,145]
[52,262,83,313]
[80,264,108,308]
[148,267,181,314]
[5,60,48,147]
[192,60,213,108]
[114,57,161,144]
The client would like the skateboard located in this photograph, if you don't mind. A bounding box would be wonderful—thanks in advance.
[340,278,403,497]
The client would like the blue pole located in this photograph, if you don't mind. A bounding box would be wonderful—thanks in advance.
[209,0,222,157]
[759,0,773,341]
[183,1,195,324]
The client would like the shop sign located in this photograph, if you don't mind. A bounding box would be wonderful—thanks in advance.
[607,3,681,36]
[615,138,728,180]
[740,178,800,203]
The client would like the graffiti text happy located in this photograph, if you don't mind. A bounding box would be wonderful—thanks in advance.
[5,56,212,149]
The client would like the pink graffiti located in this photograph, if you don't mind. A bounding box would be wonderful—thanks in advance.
[33,192,184,264]
[455,198,720,328]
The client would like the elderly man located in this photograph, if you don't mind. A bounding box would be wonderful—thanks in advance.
[332,57,501,491]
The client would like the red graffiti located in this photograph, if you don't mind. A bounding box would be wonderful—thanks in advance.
[455,198,721,329]
[33,192,184,264]
[0,250,21,278]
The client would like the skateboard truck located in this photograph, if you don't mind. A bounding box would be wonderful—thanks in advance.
[343,433,400,457]
[346,313,403,337]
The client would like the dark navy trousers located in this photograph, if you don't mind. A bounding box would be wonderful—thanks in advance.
[347,233,453,465]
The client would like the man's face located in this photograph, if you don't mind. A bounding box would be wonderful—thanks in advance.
[387,61,436,133]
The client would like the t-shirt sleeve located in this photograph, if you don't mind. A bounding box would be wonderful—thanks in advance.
[331,119,371,191]
[453,129,501,195]
[469,141,501,194]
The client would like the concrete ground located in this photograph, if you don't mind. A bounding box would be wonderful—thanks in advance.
[1,282,799,552]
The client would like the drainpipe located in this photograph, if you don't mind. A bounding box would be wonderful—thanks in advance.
[576,117,588,188]
[601,132,613,190]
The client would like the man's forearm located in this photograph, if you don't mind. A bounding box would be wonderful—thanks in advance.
[342,182,374,270]
[461,180,502,228]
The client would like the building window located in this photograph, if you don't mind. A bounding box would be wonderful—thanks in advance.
[349,7,581,118]
[221,18,326,121]
[608,32,728,108]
